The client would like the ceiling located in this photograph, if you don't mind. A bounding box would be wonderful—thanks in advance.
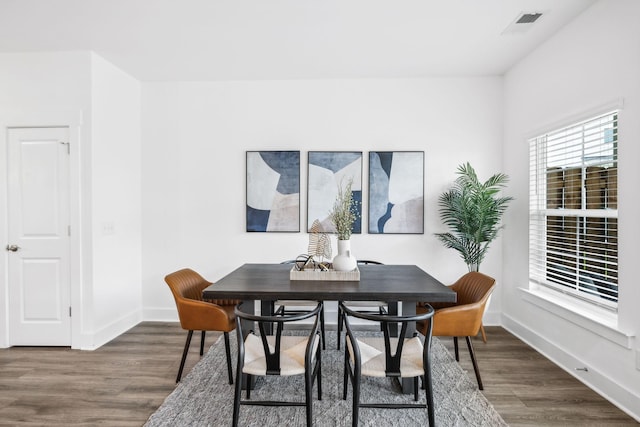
[0,0,596,82]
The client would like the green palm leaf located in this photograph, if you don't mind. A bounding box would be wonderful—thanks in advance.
[435,162,513,271]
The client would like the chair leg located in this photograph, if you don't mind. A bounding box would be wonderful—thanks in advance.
[337,305,343,350]
[480,324,487,343]
[465,336,484,390]
[224,331,233,385]
[176,330,194,383]
[320,304,326,350]
[413,376,419,401]
[246,374,252,399]
[352,368,360,427]
[200,330,206,356]
[424,357,435,427]
[343,348,349,400]
[232,357,243,427]
[305,364,314,427]
[317,344,323,400]
[453,336,460,361]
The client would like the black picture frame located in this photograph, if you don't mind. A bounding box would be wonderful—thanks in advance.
[368,151,424,234]
[246,151,300,232]
[307,151,362,234]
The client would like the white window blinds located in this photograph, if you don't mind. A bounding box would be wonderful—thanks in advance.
[529,111,618,308]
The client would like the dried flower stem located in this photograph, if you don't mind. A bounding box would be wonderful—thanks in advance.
[329,177,359,240]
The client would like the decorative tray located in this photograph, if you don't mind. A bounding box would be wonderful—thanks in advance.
[289,266,360,281]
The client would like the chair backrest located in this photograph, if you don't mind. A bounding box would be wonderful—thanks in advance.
[165,268,209,303]
[431,272,495,337]
[234,302,322,375]
[165,268,241,331]
[356,260,383,265]
[450,272,496,306]
[340,302,435,377]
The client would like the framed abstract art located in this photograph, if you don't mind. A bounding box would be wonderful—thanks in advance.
[246,151,300,232]
[368,151,424,234]
[307,151,362,234]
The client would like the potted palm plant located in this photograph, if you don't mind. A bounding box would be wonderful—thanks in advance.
[435,162,513,272]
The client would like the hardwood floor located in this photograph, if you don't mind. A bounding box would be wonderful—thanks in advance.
[441,327,638,426]
[0,323,637,426]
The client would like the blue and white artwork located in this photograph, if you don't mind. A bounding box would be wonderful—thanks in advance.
[246,151,300,232]
[307,151,362,234]
[369,151,424,234]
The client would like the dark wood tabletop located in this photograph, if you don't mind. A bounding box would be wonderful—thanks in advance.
[204,262,455,394]
[202,263,457,303]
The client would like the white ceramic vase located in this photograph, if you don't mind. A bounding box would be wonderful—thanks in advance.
[333,239,357,271]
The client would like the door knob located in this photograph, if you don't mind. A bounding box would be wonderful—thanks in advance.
[6,244,20,252]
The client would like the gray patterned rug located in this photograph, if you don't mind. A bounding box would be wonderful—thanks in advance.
[145,331,507,426]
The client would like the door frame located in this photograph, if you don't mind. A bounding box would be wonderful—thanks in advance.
[0,110,84,349]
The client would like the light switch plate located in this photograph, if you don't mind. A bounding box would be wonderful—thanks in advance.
[102,221,115,236]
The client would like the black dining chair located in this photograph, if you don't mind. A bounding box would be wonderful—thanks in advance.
[336,260,388,350]
[340,301,436,427]
[274,259,326,349]
[232,301,323,427]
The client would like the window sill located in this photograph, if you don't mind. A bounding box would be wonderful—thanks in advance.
[519,285,634,349]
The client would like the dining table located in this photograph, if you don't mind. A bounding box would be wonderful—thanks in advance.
[202,262,457,393]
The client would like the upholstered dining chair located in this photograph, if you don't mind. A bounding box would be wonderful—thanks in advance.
[232,301,323,427]
[416,271,496,390]
[165,268,240,383]
[340,302,436,427]
[336,260,388,350]
[274,260,326,349]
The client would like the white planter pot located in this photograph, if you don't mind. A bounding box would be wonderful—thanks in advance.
[333,239,357,271]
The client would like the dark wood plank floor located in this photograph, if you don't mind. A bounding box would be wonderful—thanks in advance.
[443,327,638,426]
[0,323,637,426]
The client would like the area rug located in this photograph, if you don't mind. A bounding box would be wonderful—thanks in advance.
[145,332,507,426]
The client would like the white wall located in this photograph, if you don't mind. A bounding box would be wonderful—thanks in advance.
[141,77,505,323]
[503,0,640,420]
[89,53,143,347]
[0,51,143,350]
[0,51,92,349]
[2,1,637,419]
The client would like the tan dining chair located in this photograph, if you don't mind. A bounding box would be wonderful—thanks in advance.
[341,302,436,426]
[165,268,240,383]
[417,271,496,389]
[232,301,323,427]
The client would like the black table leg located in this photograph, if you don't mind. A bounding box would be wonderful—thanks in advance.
[400,300,416,394]
[387,301,398,336]
[260,300,274,335]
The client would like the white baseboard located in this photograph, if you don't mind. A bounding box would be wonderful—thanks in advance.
[143,307,179,322]
[79,309,142,350]
[481,309,501,326]
[502,314,640,423]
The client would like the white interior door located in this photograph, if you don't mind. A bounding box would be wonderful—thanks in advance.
[7,127,71,346]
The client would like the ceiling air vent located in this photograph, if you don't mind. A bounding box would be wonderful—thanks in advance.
[516,13,543,24]
[502,11,544,35]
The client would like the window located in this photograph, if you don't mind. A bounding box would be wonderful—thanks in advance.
[529,111,618,309]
